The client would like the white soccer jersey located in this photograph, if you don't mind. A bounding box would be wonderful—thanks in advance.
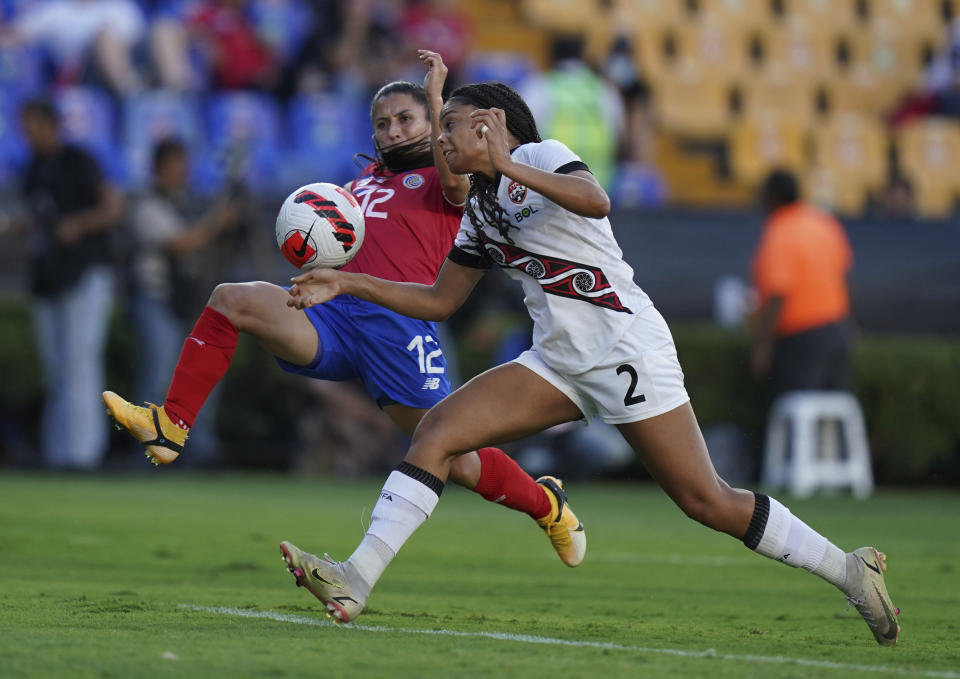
[451,139,652,374]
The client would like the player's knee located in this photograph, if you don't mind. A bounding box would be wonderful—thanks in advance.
[208,282,264,327]
[409,415,459,462]
[676,489,727,529]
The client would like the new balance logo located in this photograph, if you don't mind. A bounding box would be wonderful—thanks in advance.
[421,378,441,390]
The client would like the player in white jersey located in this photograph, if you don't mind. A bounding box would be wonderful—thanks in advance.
[282,83,900,646]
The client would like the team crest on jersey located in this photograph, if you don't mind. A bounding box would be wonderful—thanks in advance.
[508,181,527,204]
[403,173,424,189]
[482,235,632,314]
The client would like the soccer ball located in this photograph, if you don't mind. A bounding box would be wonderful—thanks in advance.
[275,182,365,270]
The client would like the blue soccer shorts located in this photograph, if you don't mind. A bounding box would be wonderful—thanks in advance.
[275,294,451,409]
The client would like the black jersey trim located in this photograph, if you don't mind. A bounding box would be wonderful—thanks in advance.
[555,160,591,175]
[448,245,492,269]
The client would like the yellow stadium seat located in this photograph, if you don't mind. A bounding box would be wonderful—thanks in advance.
[729,115,808,186]
[813,113,889,191]
[896,118,960,218]
[807,113,889,214]
[610,0,688,31]
[785,0,859,33]
[740,64,820,130]
[672,16,753,79]
[825,63,909,117]
[695,0,775,34]
[757,18,838,86]
[805,167,874,216]
[520,0,602,33]
[842,30,928,91]
[867,0,946,45]
[654,63,736,137]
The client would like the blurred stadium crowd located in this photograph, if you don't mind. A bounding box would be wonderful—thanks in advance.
[0,0,957,214]
[0,0,958,476]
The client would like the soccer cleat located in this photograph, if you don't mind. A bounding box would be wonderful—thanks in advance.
[279,541,365,623]
[844,547,901,646]
[102,391,187,466]
[535,476,586,567]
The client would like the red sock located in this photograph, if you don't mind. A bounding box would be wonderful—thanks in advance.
[163,306,238,429]
[473,447,552,520]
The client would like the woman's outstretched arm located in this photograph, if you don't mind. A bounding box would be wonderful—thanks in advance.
[287,258,485,321]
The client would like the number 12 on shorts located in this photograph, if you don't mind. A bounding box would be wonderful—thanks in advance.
[407,335,444,374]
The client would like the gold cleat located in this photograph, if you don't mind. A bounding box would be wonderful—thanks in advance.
[845,547,901,646]
[280,541,365,623]
[102,391,187,465]
[536,476,586,567]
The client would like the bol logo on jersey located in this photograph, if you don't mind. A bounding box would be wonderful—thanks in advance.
[508,181,527,204]
[293,189,357,252]
[403,173,424,189]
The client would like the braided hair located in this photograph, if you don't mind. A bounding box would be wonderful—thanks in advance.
[447,83,541,244]
[356,81,434,174]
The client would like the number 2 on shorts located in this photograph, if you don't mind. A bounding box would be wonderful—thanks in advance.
[616,364,647,406]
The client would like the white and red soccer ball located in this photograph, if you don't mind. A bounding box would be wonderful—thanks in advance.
[276,182,365,270]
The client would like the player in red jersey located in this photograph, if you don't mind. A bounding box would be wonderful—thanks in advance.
[103,51,585,577]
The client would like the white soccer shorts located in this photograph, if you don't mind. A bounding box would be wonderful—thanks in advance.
[512,306,689,424]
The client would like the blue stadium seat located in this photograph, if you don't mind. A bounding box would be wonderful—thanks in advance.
[0,91,28,189]
[281,92,370,190]
[55,86,125,183]
[199,91,283,195]
[123,90,202,188]
[462,51,538,88]
[0,44,45,99]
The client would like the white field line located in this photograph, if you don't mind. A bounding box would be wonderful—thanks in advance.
[182,605,958,679]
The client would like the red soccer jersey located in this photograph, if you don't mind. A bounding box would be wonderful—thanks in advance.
[342,163,463,285]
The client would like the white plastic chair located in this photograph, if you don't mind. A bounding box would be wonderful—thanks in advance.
[762,390,874,498]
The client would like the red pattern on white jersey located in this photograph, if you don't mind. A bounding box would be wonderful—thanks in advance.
[341,163,463,285]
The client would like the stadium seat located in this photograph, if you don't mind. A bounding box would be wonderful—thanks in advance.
[739,64,819,130]
[784,0,859,34]
[756,18,837,86]
[199,92,283,195]
[55,87,124,183]
[729,115,807,186]
[825,63,909,118]
[123,90,202,189]
[0,44,45,99]
[610,0,688,32]
[461,51,538,88]
[282,92,370,190]
[520,0,601,33]
[653,63,736,137]
[813,113,889,187]
[695,0,775,34]
[0,90,27,188]
[867,0,947,45]
[762,390,874,499]
[672,16,753,80]
[843,29,929,92]
[895,117,960,218]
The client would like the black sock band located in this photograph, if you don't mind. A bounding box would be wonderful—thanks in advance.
[395,461,444,498]
[742,492,770,550]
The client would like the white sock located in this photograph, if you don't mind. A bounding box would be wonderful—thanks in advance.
[743,493,847,589]
[345,465,443,597]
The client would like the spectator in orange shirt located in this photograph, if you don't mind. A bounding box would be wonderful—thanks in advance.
[750,170,854,398]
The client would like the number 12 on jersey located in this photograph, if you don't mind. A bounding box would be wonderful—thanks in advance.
[407,335,444,374]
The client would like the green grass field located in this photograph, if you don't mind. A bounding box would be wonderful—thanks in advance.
[1,472,958,679]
